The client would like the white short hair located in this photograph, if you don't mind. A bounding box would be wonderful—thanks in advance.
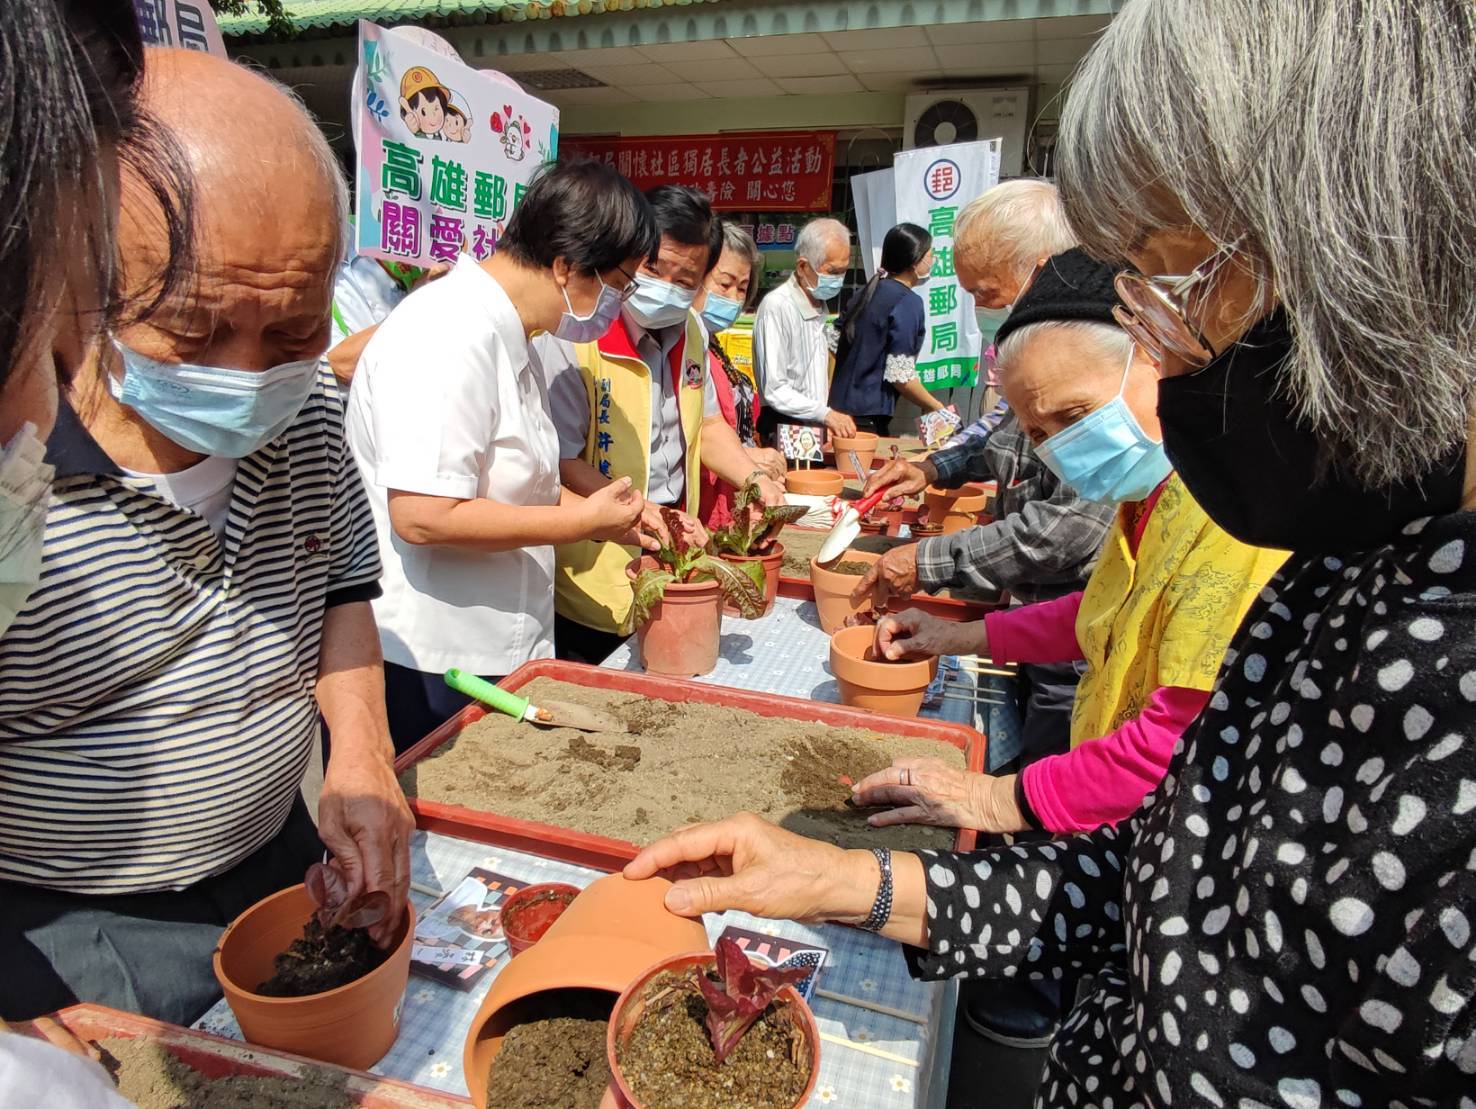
[995,319,1132,381]
[955,180,1077,282]
[795,217,850,268]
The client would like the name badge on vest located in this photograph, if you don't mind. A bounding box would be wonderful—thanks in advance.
[682,360,703,389]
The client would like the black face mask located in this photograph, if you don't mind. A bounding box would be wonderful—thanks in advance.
[1157,310,1468,554]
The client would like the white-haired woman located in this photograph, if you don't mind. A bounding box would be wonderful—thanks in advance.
[625,2,1476,1104]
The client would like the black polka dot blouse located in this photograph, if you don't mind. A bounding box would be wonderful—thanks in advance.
[908,514,1476,1106]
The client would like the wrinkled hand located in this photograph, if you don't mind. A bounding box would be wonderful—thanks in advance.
[747,447,787,482]
[583,477,646,543]
[624,812,876,924]
[862,459,932,500]
[852,758,1016,831]
[874,608,972,661]
[850,543,920,610]
[318,747,414,948]
[824,410,858,439]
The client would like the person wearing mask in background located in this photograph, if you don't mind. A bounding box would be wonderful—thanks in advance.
[543,186,784,664]
[694,221,785,528]
[753,217,855,451]
[0,50,413,1026]
[347,161,654,751]
[828,223,947,437]
[851,250,1286,1046]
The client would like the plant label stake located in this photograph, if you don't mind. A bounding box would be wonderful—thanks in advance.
[817,487,890,564]
[444,669,628,733]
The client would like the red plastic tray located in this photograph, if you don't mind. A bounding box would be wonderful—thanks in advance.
[395,659,986,871]
[17,1003,470,1106]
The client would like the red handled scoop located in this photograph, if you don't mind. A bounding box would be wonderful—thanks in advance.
[817,486,891,564]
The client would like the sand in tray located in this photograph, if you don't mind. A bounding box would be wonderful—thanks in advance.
[399,677,967,852]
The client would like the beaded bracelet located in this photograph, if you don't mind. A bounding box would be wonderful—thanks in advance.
[860,847,894,932]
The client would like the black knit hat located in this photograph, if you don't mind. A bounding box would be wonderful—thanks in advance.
[992,247,1122,349]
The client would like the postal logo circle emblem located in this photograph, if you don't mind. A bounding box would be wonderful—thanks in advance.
[924,159,961,202]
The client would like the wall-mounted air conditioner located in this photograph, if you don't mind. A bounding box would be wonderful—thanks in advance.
[903,88,1029,177]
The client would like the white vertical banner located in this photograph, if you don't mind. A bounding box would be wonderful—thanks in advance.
[850,167,896,280]
[132,0,227,55]
[893,139,1001,392]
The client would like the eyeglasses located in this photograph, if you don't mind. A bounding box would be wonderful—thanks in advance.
[1112,239,1243,369]
[612,265,640,303]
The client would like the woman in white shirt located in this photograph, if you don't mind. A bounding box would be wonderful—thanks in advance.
[347,160,658,750]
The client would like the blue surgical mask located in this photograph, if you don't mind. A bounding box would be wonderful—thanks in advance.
[700,291,743,334]
[112,341,321,458]
[555,275,624,343]
[625,274,695,330]
[975,305,1011,346]
[1033,345,1173,505]
[808,271,845,301]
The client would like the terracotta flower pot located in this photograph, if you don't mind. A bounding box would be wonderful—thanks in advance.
[784,468,844,497]
[501,882,580,956]
[809,549,881,634]
[213,884,414,1070]
[925,483,990,535]
[719,541,784,617]
[829,624,933,717]
[626,557,721,677]
[463,875,708,1109]
[607,951,821,1109]
[831,431,879,478]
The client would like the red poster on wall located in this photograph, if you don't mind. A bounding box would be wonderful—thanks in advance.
[560,130,836,212]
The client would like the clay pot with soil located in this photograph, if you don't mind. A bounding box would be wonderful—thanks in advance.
[784,469,844,497]
[829,624,933,717]
[718,542,786,616]
[608,938,820,1109]
[924,483,990,535]
[213,864,414,1070]
[708,482,808,617]
[810,549,881,634]
[502,883,579,956]
[831,431,879,478]
[464,874,708,1109]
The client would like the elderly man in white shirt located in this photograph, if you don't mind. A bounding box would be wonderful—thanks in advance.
[754,217,856,448]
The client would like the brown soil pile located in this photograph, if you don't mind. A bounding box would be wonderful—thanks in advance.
[825,560,874,576]
[100,1036,356,1108]
[485,1008,612,1109]
[617,970,809,1109]
[401,678,961,851]
[779,529,905,577]
[255,919,386,997]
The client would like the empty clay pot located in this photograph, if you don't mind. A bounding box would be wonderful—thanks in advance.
[501,883,579,956]
[607,950,821,1109]
[925,483,990,534]
[830,623,933,717]
[785,468,844,497]
[463,875,708,1109]
[213,885,414,1070]
[719,541,784,617]
[831,431,879,478]
[626,556,721,677]
[809,549,881,634]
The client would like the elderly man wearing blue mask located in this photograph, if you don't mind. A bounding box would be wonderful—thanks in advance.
[0,49,412,1025]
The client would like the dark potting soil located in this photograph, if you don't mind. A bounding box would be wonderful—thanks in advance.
[100,1036,357,1108]
[255,918,388,997]
[484,991,613,1109]
[617,970,810,1109]
[401,677,961,852]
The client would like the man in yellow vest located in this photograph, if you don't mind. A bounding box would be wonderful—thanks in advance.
[543,186,785,663]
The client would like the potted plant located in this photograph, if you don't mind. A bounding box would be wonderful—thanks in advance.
[830,624,934,717]
[622,508,766,677]
[213,862,414,1070]
[607,936,821,1109]
[708,483,808,616]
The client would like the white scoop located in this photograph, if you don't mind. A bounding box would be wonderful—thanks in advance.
[817,487,890,563]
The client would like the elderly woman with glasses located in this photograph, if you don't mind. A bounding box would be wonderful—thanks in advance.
[624,2,1476,1104]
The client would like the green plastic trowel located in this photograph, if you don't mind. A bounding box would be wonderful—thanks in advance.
[444,670,628,733]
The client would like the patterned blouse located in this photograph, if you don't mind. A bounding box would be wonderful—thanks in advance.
[908,511,1476,1105]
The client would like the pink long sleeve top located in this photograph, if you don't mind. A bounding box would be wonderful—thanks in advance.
[983,592,1209,834]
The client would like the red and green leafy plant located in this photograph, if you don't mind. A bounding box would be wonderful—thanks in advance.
[697,937,811,1064]
[305,861,392,931]
[622,508,767,633]
[709,482,808,557]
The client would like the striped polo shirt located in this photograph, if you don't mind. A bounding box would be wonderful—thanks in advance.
[0,369,381,895]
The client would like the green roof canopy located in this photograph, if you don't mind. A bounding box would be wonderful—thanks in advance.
[218,0,721,39]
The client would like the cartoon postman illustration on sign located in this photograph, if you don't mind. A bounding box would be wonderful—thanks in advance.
[400,65,471,142]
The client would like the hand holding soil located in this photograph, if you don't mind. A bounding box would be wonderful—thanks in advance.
[851,757,1022,831]
[875,608,982,661]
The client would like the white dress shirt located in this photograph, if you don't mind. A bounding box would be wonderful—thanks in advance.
[753,274,831,423]
[346,256,559,675]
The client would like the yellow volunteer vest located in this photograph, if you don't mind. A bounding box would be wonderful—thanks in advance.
[1069,472,1289,746]
[554,313,708,634]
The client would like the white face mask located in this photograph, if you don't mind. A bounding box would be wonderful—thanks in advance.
[0,423,55,637]
[555,275,624,343]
